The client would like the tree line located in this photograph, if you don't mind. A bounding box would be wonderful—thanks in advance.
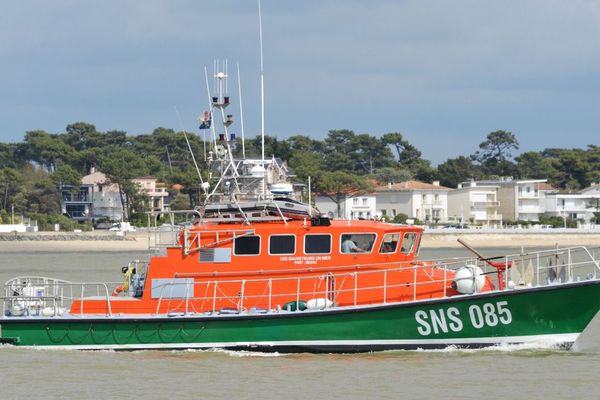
[0,122,598,225]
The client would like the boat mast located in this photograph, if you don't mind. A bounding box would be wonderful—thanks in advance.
[237,62,246,159]
[204,66,218,151]
[258,0,266,196]
[212,60,239,179]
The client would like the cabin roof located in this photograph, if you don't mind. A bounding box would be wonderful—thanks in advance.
[191,218,423,232]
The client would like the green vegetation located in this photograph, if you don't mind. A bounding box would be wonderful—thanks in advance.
[391,213,409,224]
[29,213,93,231]
[538,215,579,229]
[1,123,598,229]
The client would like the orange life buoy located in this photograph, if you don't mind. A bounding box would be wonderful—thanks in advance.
[112,285,124,296]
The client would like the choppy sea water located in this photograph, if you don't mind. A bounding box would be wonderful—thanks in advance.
[1,248,600,400]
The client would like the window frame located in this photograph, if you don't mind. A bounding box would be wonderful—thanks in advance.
[339,232,377,254]
[268,234,296,256]
[233,235,262,256]
[378,232,401,254]
[303,233,333,255]
[399,232,418,254]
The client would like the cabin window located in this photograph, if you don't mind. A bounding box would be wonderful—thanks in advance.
[340,233,376,253]
[269,235,295,255]
[304,234,331,254]
[379,233,400,253]
[400,232,417,253]
[234,235,261,255]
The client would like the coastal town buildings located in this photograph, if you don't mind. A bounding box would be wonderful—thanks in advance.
[299,178,599,227]
[61,171,123,221]
[60,171,170,222]
[545,183,600,224]
[315,180,451,223]
[60,172,600,226]
[468,178,554,222]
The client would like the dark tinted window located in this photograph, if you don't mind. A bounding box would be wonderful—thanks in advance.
[269,235,295,255]
[304,234,331,254]
[234,236,260,255]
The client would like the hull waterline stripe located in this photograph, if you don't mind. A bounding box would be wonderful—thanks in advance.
[18,333,579,351]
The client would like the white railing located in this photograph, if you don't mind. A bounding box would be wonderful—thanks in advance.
[2,277,119,317]
[145,210,202,251]
[148,247,600,315]
[145,211,258,255]
[3,247,599,318]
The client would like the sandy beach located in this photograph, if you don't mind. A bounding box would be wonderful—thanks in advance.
[421,231,600,248]
[0,231,150,252]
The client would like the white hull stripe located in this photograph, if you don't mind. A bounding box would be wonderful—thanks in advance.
[21,333,579,351]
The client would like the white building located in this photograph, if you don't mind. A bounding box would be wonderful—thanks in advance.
[447,181,502,226]
[474,178,554,221]
[545,183,600,223]
[315,194,377,219]
[81,171,123,221]
[375,181,451,223]
[514,180,554,221]
[346,195,377,219]
[132,176,171,214]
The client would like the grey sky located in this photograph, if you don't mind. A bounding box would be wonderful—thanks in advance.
[1,0,599,164]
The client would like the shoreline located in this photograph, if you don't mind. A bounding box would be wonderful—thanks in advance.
[0,231,149,252]
[0,230,599,252]
[421,232,600,248]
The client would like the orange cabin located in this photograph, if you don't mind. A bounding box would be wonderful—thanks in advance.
[72,219,487,315]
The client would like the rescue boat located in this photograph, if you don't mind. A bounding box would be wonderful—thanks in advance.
[2,222,600,351]
[2,65,600,353]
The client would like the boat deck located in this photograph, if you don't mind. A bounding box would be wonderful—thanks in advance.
[3,246,599,319]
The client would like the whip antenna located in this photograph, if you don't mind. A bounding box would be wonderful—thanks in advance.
[174,106,204,184]
[237,62,246,159]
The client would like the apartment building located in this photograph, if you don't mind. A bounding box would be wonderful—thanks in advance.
[545,183,600,223]
[81,170,124,221]
[375,181,451,223]
[131,176,170,214]
[447,181,502,226]
[60,183,94,220]
[475,178,554,221]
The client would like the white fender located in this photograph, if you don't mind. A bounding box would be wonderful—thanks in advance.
[306,298,333,310]
[453,266,485,294]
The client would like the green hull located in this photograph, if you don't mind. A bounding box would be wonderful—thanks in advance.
[2,281,600,352]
